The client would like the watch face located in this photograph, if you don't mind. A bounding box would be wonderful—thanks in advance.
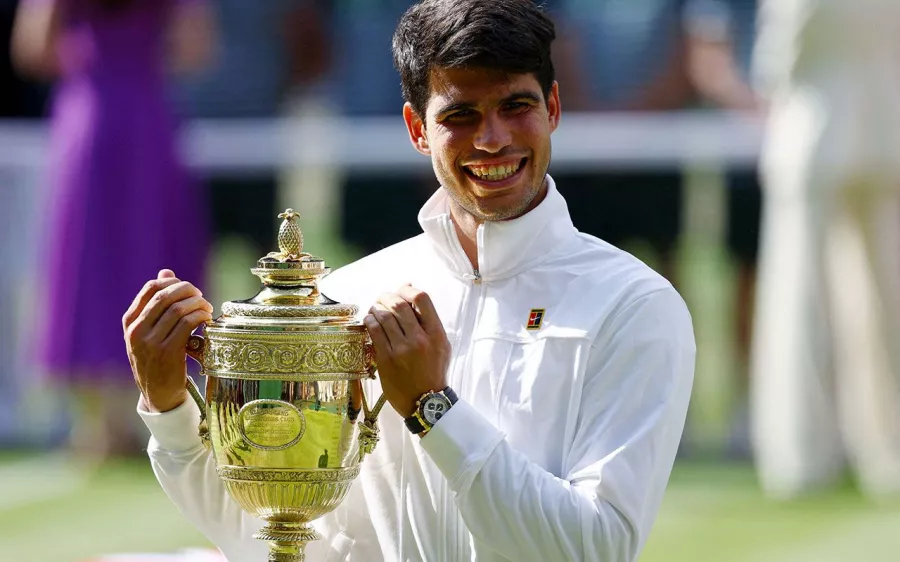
[421,394,452,426]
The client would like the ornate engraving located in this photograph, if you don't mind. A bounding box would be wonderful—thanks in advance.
[243,343,273,371]
[364,341,376,377]
[272,345,302,370]
[336,344,364,371]
[238,400,306,451]
[254,523,322,545]
[218,465,360,482]
[308,345,331,370]
[218,342,240,370]
[222,301,358,318]
[205,330,371,379]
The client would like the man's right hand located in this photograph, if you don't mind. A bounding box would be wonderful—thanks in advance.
[123,269,213,413]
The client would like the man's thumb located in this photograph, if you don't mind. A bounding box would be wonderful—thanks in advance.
[158,269,176,280]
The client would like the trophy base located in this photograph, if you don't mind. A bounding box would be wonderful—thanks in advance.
[254,522,323,562]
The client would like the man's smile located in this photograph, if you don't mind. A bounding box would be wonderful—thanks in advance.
[462,157,528,186]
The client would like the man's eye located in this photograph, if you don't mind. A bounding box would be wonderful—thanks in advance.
[505,102,530,112]
[445,110,475,121]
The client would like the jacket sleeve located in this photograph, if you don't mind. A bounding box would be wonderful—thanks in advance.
[138,397,272,562]
[419,287,696,562]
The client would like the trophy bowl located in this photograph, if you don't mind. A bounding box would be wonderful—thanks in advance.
[183,209,385,562]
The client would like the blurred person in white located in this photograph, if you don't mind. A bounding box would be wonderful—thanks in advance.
[684,0,763,457]
[751,0,900,499]
[123,1,696,560]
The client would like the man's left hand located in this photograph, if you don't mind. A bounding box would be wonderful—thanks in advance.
[364,285,451,419]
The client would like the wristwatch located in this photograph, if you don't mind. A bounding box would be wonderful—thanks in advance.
[405,387,458,435]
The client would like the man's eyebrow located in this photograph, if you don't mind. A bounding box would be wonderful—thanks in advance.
[435,91,543,118]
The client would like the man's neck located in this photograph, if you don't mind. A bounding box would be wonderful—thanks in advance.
[446,178,550,272]
[449,202,481,272]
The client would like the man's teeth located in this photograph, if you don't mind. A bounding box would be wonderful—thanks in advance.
[467,162,521,181]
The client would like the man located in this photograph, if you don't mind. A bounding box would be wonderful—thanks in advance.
[751,0,900,499]
[124,1,696,560]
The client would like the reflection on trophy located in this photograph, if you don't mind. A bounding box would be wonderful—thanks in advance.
[183,209,385,561]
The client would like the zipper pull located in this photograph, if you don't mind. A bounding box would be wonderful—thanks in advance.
[462,269,482,283]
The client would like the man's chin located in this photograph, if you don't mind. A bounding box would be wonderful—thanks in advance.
[470,199,532,222]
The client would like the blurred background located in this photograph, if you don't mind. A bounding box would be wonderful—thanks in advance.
[3,0,900,560]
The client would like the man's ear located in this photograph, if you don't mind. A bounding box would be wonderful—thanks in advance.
[547,81,561,133]
[403,102,431,156]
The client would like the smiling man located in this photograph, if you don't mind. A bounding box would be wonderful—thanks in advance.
[125,1,696,561]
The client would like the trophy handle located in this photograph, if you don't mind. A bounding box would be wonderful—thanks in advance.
[185,332,211,450]
[357,341,387,461]
[186,333,205,364]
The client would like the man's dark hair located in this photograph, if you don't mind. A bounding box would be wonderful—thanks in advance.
[392,0,556,119]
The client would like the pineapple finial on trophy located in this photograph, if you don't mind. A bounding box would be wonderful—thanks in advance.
[275,208,308,261]
[253,208,325,287]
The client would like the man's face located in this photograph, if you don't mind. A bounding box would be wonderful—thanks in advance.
[403,67,561,222]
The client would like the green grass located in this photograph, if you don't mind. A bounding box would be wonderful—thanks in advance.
[0,453,210,562]
[644,464,900,562]
[3,454,900,561]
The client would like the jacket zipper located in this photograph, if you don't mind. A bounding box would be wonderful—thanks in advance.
[449,265,485,561]
[443,219,484,561]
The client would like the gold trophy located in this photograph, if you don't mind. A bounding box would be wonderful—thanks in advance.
[183,209,385,561]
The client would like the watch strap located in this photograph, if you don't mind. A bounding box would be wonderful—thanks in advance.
[443,386,459,405]
[404,413,427,434]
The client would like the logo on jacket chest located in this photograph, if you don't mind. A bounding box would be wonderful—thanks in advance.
[526,308,546,330]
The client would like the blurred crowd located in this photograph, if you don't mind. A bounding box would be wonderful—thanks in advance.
[2,0,900,504]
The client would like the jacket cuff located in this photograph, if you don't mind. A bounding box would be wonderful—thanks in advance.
[136,394,204,453]
[419,399,505,491]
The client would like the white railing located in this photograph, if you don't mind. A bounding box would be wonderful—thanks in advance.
[0,110,762,445]
[0,111,763,173]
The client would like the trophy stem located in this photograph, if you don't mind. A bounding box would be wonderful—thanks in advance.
[267,542,306,562]
[255,522,322,562]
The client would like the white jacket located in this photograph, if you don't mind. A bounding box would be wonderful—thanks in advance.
[139,176,695,562]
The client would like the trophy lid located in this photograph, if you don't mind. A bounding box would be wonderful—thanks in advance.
[217,209,358,325]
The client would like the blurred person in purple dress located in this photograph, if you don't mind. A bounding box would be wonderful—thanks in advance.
[12,0,215,457]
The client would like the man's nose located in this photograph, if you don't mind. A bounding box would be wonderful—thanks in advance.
[473,113,512,153]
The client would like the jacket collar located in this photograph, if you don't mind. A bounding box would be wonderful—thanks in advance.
[417,175,576,282]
